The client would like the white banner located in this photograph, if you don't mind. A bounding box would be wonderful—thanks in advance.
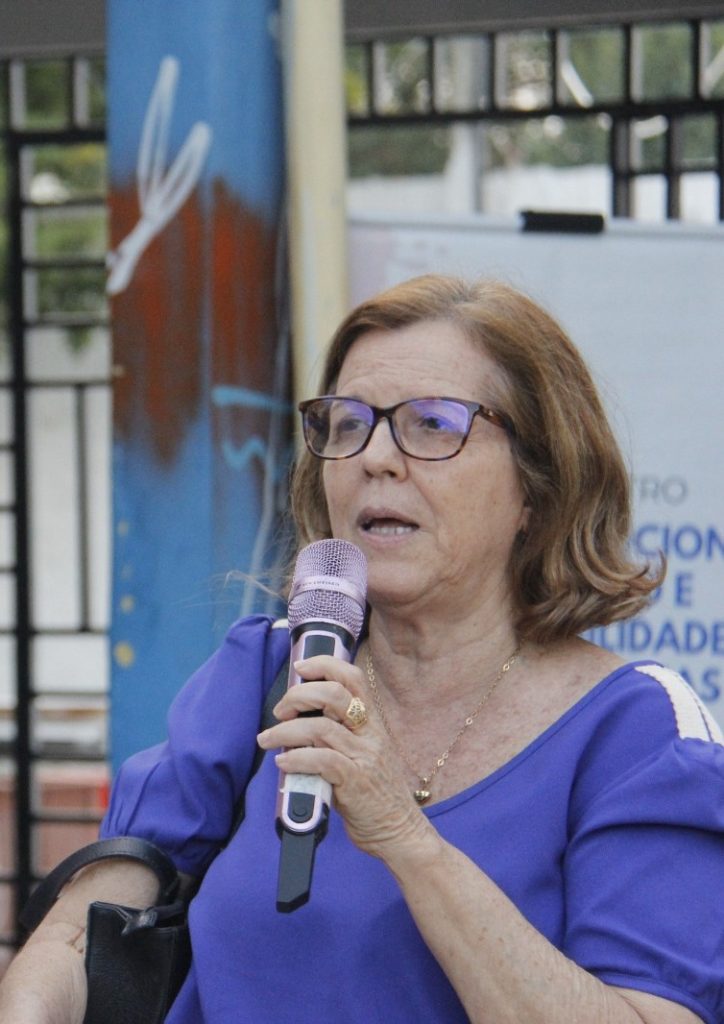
[348,213,724,725]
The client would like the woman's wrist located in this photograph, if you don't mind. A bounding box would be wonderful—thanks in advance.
[371,811,447,881]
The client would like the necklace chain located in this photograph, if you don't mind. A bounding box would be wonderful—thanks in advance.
[364,643,521,804]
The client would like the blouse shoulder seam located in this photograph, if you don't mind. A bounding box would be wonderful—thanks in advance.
[634,663,724,746]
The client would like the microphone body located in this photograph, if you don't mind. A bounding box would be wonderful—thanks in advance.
[277,621,356,837]
[275,539,367,912]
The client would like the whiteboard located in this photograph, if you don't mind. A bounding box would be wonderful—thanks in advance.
[348,212,724,726]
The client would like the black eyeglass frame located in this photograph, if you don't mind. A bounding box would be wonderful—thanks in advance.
[298,395,514,462]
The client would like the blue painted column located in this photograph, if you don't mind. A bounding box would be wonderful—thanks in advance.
[106,0,290,770]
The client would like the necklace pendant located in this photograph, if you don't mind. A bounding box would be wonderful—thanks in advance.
[414,787,431,805]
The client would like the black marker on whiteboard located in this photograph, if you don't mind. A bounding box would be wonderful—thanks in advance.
[520,210,605,234]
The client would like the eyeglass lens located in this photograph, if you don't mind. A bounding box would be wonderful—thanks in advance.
[303,397,474,460]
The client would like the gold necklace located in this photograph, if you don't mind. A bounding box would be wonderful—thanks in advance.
[364,643,521,805]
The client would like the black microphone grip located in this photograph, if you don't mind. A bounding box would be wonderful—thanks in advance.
[275,622,356,913]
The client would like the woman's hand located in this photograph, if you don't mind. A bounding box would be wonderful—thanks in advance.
[256,654,434,860]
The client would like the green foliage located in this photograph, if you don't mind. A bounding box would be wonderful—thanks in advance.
[484,116,609,170]
[0,53,108,353]
[33,207,107,260]
[637,23,693,100]
[30,143,107,199]
[346,39,449,176]
[349,125,450,177]
[25,60,71,129]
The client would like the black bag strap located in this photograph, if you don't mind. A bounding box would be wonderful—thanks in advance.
[21,657,290,934]
[225,655,288,842]
[19,837,179,932]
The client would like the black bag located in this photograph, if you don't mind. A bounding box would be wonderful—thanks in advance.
[21,836,191,1024]
[20,660,288,1024]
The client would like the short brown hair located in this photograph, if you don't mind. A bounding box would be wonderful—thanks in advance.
[290,274,662,643]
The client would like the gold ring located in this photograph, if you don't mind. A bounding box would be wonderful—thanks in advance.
[345,696,368,729]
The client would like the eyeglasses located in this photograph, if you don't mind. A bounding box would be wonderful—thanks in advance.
[299,395,512,462]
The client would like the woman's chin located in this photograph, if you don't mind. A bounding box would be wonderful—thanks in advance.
[366,570,434,613]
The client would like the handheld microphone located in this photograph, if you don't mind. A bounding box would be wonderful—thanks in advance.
[276,539,367,913]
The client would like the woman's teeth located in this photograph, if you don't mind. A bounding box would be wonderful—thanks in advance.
[364,520,416,535]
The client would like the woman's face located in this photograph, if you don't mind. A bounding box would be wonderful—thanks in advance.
[321,320,529,618]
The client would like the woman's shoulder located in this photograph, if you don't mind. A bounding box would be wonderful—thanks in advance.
[538,636,719,743]
[520,635,722,790]
[576,648,722,748]
[562,647,724,821]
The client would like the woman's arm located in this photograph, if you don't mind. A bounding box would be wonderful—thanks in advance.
[261,655,707,1024]
[381,823,702,1024]
[0,860,159,1024]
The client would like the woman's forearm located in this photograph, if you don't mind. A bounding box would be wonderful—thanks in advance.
[0,924,87,1024]
[382,825,698,1024]
[0,858,159,1024]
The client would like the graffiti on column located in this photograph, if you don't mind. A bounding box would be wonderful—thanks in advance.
[107,56,213,297]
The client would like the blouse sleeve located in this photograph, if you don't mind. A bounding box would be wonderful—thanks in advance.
[563,664,724,1024]
[100,615,289,875]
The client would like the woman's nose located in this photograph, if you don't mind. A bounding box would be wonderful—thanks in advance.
[360,416,406,474]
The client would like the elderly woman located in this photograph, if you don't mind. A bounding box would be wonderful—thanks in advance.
[2,275,723,1024]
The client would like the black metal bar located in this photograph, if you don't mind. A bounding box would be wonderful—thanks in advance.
[23,257,107,270]
[66,55,77,128]
[487,31,497,111]
[18,750,106,764]
[624,22,635,105]
[348,94,724,128]
[74,384,91,631]
[692,19,704,102]
[6,127,34,938]
[611,117,632,217]
[0,627,107,637]
[11,379,110,389]
[665,115,682,219]
[425,36,436,114]
[550,28,560,107]
[0,127,105,146]
[30,811,105,825]
[365,40,376,116]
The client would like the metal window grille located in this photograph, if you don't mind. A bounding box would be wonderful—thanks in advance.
[0,52,109,967]
[345,16,724,221]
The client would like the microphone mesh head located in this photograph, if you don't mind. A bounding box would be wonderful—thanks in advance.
[288,539,367,638]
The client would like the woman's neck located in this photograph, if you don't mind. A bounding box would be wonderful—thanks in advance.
[363,599,521,709]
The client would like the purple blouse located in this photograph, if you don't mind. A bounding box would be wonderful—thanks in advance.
[102,615,724,1023]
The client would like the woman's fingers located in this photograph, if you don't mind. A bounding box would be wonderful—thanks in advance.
[270,654,368,726]
[258,710,362,754]
[273,744,354,787]
[271,678,353,723]
[292,655,365,693]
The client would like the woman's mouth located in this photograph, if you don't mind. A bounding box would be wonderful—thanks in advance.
[360,516,418,536]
